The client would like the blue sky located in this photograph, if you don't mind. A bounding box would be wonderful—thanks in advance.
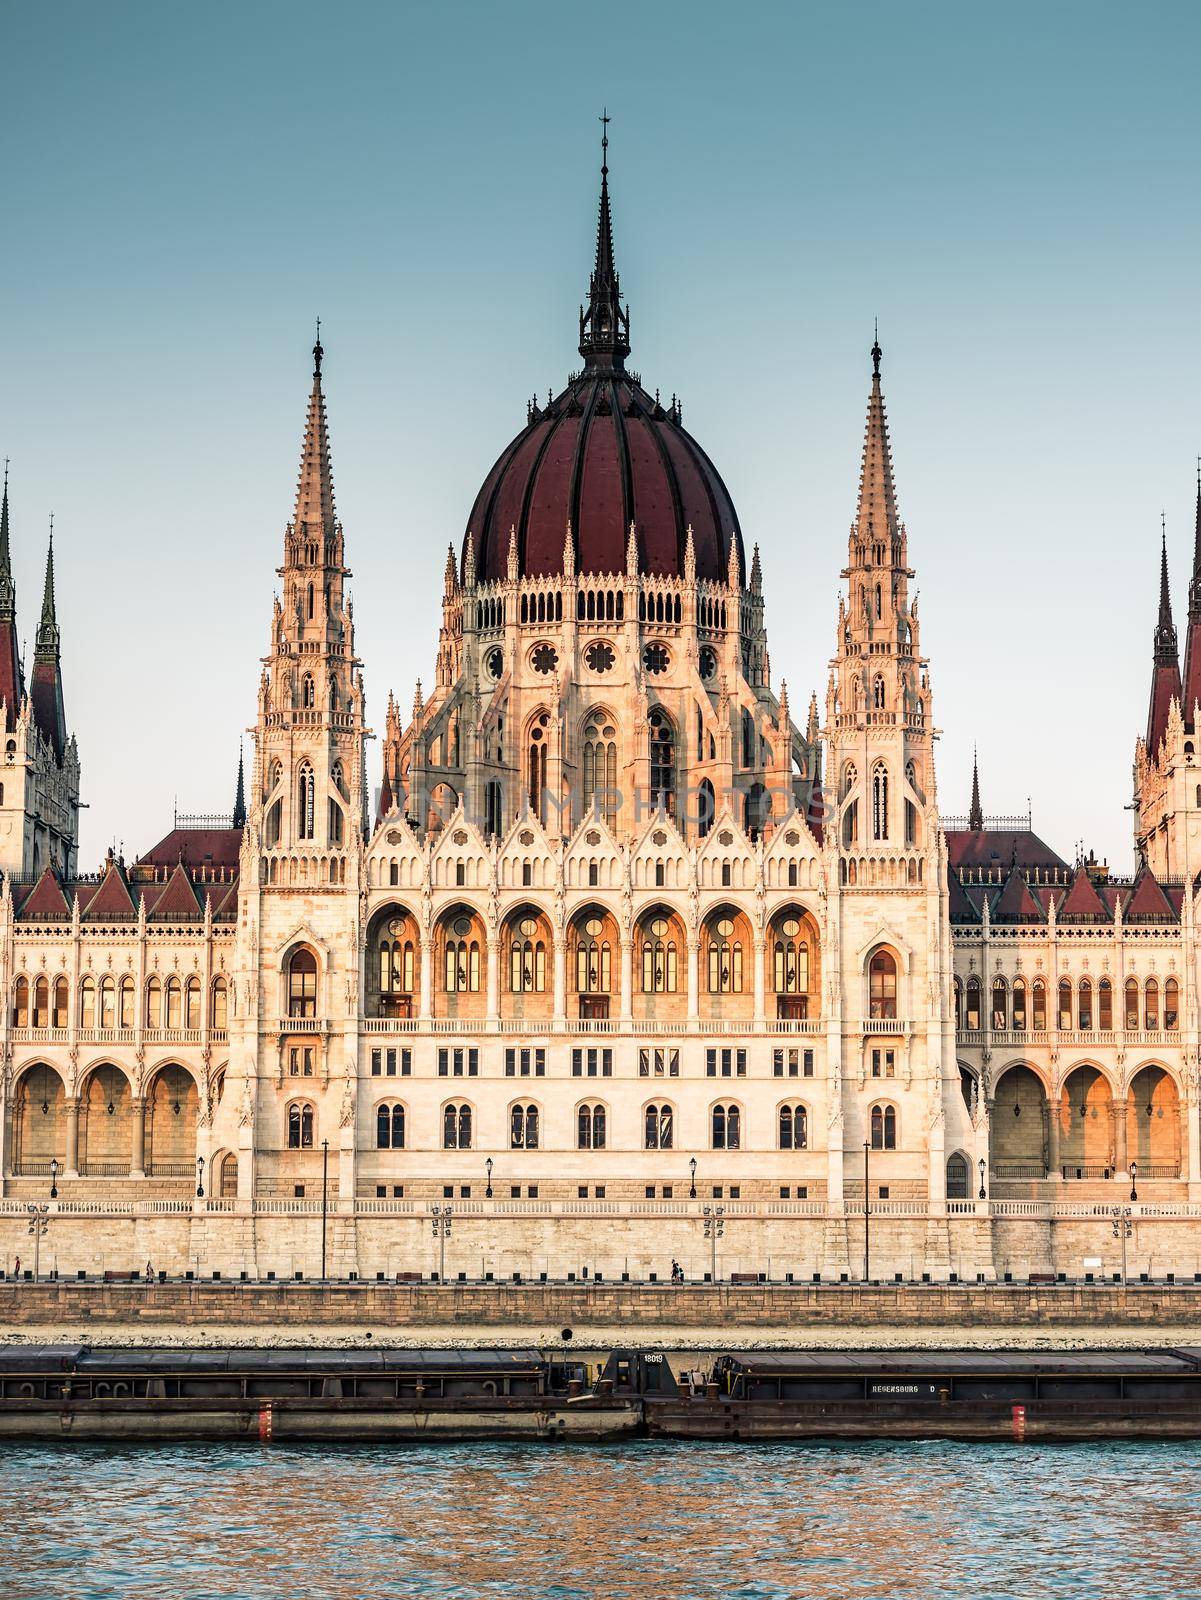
[1,1,1198,869]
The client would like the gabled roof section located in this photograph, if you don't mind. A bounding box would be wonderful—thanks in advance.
[1058,864,1109,921]
[1124,866,1177,922]
[15,866,71,920]
[81,855,137,919]
[945,827,1068,871]
[992,864,1044,923]
[146,862,202,919]
[135,827,244,872]
[947,868,979,924]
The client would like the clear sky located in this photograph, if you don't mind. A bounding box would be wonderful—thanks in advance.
[1,1,1198,871]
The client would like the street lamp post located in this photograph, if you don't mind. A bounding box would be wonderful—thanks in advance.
[1130,1159,1138,1204]
[320,1138,329,1280]
[1112,1204,1133,1281]
[702,1203,724,1281]
[689,1157,697,1200]
[195,1155,205,1198]
[486,1157,493,1199]
[978,1157,987,1201]
[49,1158,58,1201]
[431,1204,453,1281]
[863,1141,870,1283]
[26,1203,49,1283]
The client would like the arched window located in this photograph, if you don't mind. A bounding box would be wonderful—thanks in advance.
[444,916,481,993]
[116,976,133,1029]
[288,948,318,1019]
[328,797,344,846]
[11,976,29,1029]
[376,1103,405,1149]
[442,1103,472,1149]
[741,709,754,769]
[744,782,770,839]
[52,976,68,1029]
[288,1103,314,1148]
[527,713,549,823]
[641,917,678,993]
[946,1153,970,1199]
[97,976,115,1029]
[697,778,716,839]
[953,976,962,1030]
[265,798,282,848]
[583,716,617,829]
[1058,978,1073,1030]
[964,975,981,1031]
[1077,978,1093,1031]
[648,708,675,814]
[1031,978,1047,1031]
[871,1104,897,1150]
[874,582,882,620]
[1011,977,1027,1031]
[146,976,163,1029]
[577,1103,606,1149]
[872,674,885,710]
[1145,977,1160,1031]
[510,1103,539,1149]
[869,950,897,1020]
[1165,976,1180,1030]
[184,977,201,1030]
[1124,977,1140,1030]
[297,762,316,840]
[712,1104,741,1149]
[773,917,810,997]
[707,917,743,994]
[779,1105,808,1149]
[644,1103,674,1149]
[211,977,228,1030]
[301,673,315,709]
[164,977,181,1029]
[79,975,96,1029]
[576,916,611,993]
[871,762,889,840]
[379,923,415,997]
[509,915,546,993]
[1099,978,1113,1031]
[991,977,1007,1030]
[31,976,48,1029]
[484,779,504,839]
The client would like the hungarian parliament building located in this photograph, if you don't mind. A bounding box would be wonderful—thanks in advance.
[1,144,1198,1283]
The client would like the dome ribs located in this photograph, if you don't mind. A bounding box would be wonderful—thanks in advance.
[576,385,627,577]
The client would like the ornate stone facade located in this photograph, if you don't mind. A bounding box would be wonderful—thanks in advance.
[1,150,1198,1282]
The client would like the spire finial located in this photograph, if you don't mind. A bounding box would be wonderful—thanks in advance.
[313,317,323,378]
[0,458,13,621]
[579,113,629,371]
[871,320,882,378]
[600,106,609,169]
[232,743,247,829]
[969,745,983,832]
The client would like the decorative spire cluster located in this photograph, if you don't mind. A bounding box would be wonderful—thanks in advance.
[578,111,630,371]
[1146,516,1181,756]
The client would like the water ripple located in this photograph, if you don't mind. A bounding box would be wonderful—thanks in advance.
[0,1440,1197,1599]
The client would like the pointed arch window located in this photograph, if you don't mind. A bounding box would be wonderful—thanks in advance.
[184,976,201,1030]
[1098,978,1113,1031]
[576,916,611,994]
[964,975,981,1031]
[288,1103,314,1149]
[32,976,48,1029]
[301,674,315,710]
[510,1103,539,1149]
[991,977,1007,1031]
[509,915,546,993]
[641,917,678,994]
[869,950,898,1020]
[1031,978,1046,1031]
[527,715,549,824]
[11,976,29,1029]
[79,975,96,1029]
[583,717,617,828]
[1124,978,1140,1031]
[212,976,228,1031]
[442,1103,472,1149]
[1144,977,1160,1031]
[380,926,415,997]
[871,762,889,841]
[298,762,316,840]
[445,916,481,993]
[871,1103,897,1150]
[779,1105,808,1149]
[577,1103,606,1149]
[697,778,716,839]
[1058,978,1073,1030]
[772,917,810,997]
[1077,978,1093,1031]
[52,976,68,1030]
[1011,977,1027,1031]
[872,675,886,710]
[376,1103,406,1149]
[644,1103,673,1149]
[1165,976,1179,1030]
[711,1103,741,1149]
[288,947,318,1019]
[146,976,163,1029]
[707,917,743,994]
[649,708,675,814]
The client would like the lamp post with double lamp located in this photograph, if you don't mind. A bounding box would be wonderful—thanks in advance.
[863,1141,870,1283]
[320,1139,329,1281]
[195,1155,205,1198]
[1130,1159,1138,1204]
[978,1157,987,1201]
[431,1204,453,1282]
[702,1203,724,1281]
[486,1157,493,1199]
[1112,1205,1133,1281]
[26,1203,49,1283]
[49,1158,58,1201]
[689,1156,697,1200]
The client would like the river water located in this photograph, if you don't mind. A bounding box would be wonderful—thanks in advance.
[0,1439,1196,1599]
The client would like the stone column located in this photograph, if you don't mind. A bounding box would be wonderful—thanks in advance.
[686,937,699,1021]
[1113,1096,1129,1174]
[1047,1095,1061,1179]
[552,940,566,1026]
[485,939,499,1024]
[65,1099,80,1178]
[419,939,433,1021]
[752,935,766,1026]
[619,937,633,1024]
[130,1097,146,1178]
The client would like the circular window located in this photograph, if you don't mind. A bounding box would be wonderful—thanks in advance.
[585,640,615,673]
[486,647,503,680]
[519,829,534,846]
[643,642,669,675]
[532,643,558,674]
[517,916,539,938]
[452,916,471,937]
[386,830,403,845]
[649,917,670,938]
[387,917,405,936]
[781,917,801,938]
[652,829,667,846]
[452,829,468,845]
[716,918,734,938]
[784,830,800,847]
[718,830,733,846]
[585,829,601,846]
[699,645,717,681]
[584,916,603,937]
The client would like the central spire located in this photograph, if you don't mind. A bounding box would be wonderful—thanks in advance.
[854,332,900,541]
[292,322,336,535]
[0,459,14,621]
[578,111,630,372]
[1181,468,1201,728]
[1146,520,1181,756]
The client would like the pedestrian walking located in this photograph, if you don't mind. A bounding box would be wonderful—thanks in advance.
[13,1255,20,1280]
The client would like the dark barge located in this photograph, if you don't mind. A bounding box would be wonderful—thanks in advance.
[646,1349,1201,1441]
[0,1345,649,1442]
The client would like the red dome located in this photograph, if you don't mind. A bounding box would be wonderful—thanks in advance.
[464,140,743,586]
[466,373,743,584]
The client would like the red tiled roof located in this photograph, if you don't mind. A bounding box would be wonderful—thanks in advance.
[1058,865,1109,920]
[145,862,201,918]
[993,864,1044,922]
[15,867,71,919]
[1124,868,1177,922]
[80,859,136,919]
[136,827,243,871]
[945,828,1067,870]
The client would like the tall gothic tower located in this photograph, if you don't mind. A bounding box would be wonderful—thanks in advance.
[823,339,962,1213]
[0,470,79,880]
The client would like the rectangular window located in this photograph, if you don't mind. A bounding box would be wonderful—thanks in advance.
[401,1049,411,1076]
[371,1049,382,1078]
[572,1049,582,1077]
[505,1049,516,1077]
[469,1048,478,1076]
[736,1048,746,1077]
[392,1185,404,1198]
[386,1049,397,1077]
[729,1186,741,1199]
[773,1049,784,1078]
[438,1049,448,1077]
[803,1050,814,1077]
[640,1049,650,1077]
[871,1048,895,1078]
[707,1049,717,1077]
